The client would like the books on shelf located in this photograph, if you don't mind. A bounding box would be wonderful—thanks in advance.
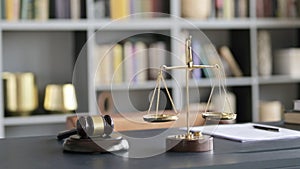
[179,31,243,79]
[181,0,212,19]
[109,0,130,19]
[94,44,112,85]
[256,0,300,18]
[148,41,167,80]
[4,0,20,21]
[284,100,300,124]
[123,41,134,83]
[112,44,123,83]
[1,0,84,21]
[34,0,49,20]
[191,39,202,79]
[284,111,300,124]
[93,40,168,85]
[95,0,170,19]
[182,0,249,19]
[218,46,243,77]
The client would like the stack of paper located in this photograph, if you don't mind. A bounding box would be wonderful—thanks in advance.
[185,123,300,142]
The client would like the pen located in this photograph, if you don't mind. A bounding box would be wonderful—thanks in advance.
[253,125,280,132]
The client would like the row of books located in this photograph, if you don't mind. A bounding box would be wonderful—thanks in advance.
[1,0,86,21]
[93,40,168,85]
[181,0,249,19]
[179,32,243,79]
[94,0,170,19]
[257,0,300,18]
[284,100,300,124]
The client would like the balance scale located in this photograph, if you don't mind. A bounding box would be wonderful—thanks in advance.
[143,36,236,152]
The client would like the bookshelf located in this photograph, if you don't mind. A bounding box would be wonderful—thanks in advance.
[0,0,300,138]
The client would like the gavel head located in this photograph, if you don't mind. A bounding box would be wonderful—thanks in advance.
[77,115,114,138]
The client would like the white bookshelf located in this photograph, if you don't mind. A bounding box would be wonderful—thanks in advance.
[0,0,300,138]
[4,114,70,126]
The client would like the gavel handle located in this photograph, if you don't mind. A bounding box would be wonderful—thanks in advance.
[57,129,78,140]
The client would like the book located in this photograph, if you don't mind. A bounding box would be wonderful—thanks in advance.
[223,0,235,19]
[284,100,300,124]
[21,0,34,20]
[284,111,300,124]
[263,0,273,17]
[34,0,49,21]
[236,0,248,17]
[134,41,147,82]
[110,0,129,19]
[277,0,288,17]
[256,0,264,17]
[70,0,81,20]
[0,0,2,19]
[148,41,167,80]
[5,0,19,21]
[181,0,211,19]
[219,46,243,77]
[94,0,105,19]
[141,0,152,18]
[55,0,70,19]
[203,44,223,78]
[94,43,113,85]
[191,39,201,79]
[112,44,123,83]
[124,41,134,82]
[215,0,224,18]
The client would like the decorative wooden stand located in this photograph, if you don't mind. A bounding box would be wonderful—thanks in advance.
[166,133,213,152]
[63,133,127,153]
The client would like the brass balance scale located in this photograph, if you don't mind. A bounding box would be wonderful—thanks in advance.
[143,36,236,152]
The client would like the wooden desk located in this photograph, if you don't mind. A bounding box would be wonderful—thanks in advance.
[1,123,300,169]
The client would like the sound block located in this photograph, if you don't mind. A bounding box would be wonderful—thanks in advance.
[63,133,128,153]
[166,134,213,152]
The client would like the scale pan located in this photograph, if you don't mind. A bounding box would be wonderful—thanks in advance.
[202,112,236,120]
[143,114,178,122]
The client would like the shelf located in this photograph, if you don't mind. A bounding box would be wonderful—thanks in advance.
[92,18,172,30]
[255,18,300,29]
[4,112,91,126]
[4,114,74,126]
[2,18,299,32]
[259,75,300,85]
[95,80,173,91]
[189,77,252,87]
[4,114,68,126]
[179,18,253,29]
[1,20,89,31]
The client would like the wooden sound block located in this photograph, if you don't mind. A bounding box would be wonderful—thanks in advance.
[63,133,128,153]
[166,134,213,152]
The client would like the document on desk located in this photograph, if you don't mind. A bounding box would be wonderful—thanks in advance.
[185,123,300,142]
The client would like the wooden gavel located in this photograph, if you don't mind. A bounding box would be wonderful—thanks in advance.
[57,115,114,140]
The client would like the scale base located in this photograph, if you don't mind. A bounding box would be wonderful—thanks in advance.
[166,133,213,152]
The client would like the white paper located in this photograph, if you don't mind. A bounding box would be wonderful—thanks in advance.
[184,123,300,142]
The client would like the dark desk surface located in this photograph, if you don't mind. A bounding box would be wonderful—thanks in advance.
[1,122,300,169]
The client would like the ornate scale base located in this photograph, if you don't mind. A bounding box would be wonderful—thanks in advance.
[63,133,128,153]
[166,133,213,152]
